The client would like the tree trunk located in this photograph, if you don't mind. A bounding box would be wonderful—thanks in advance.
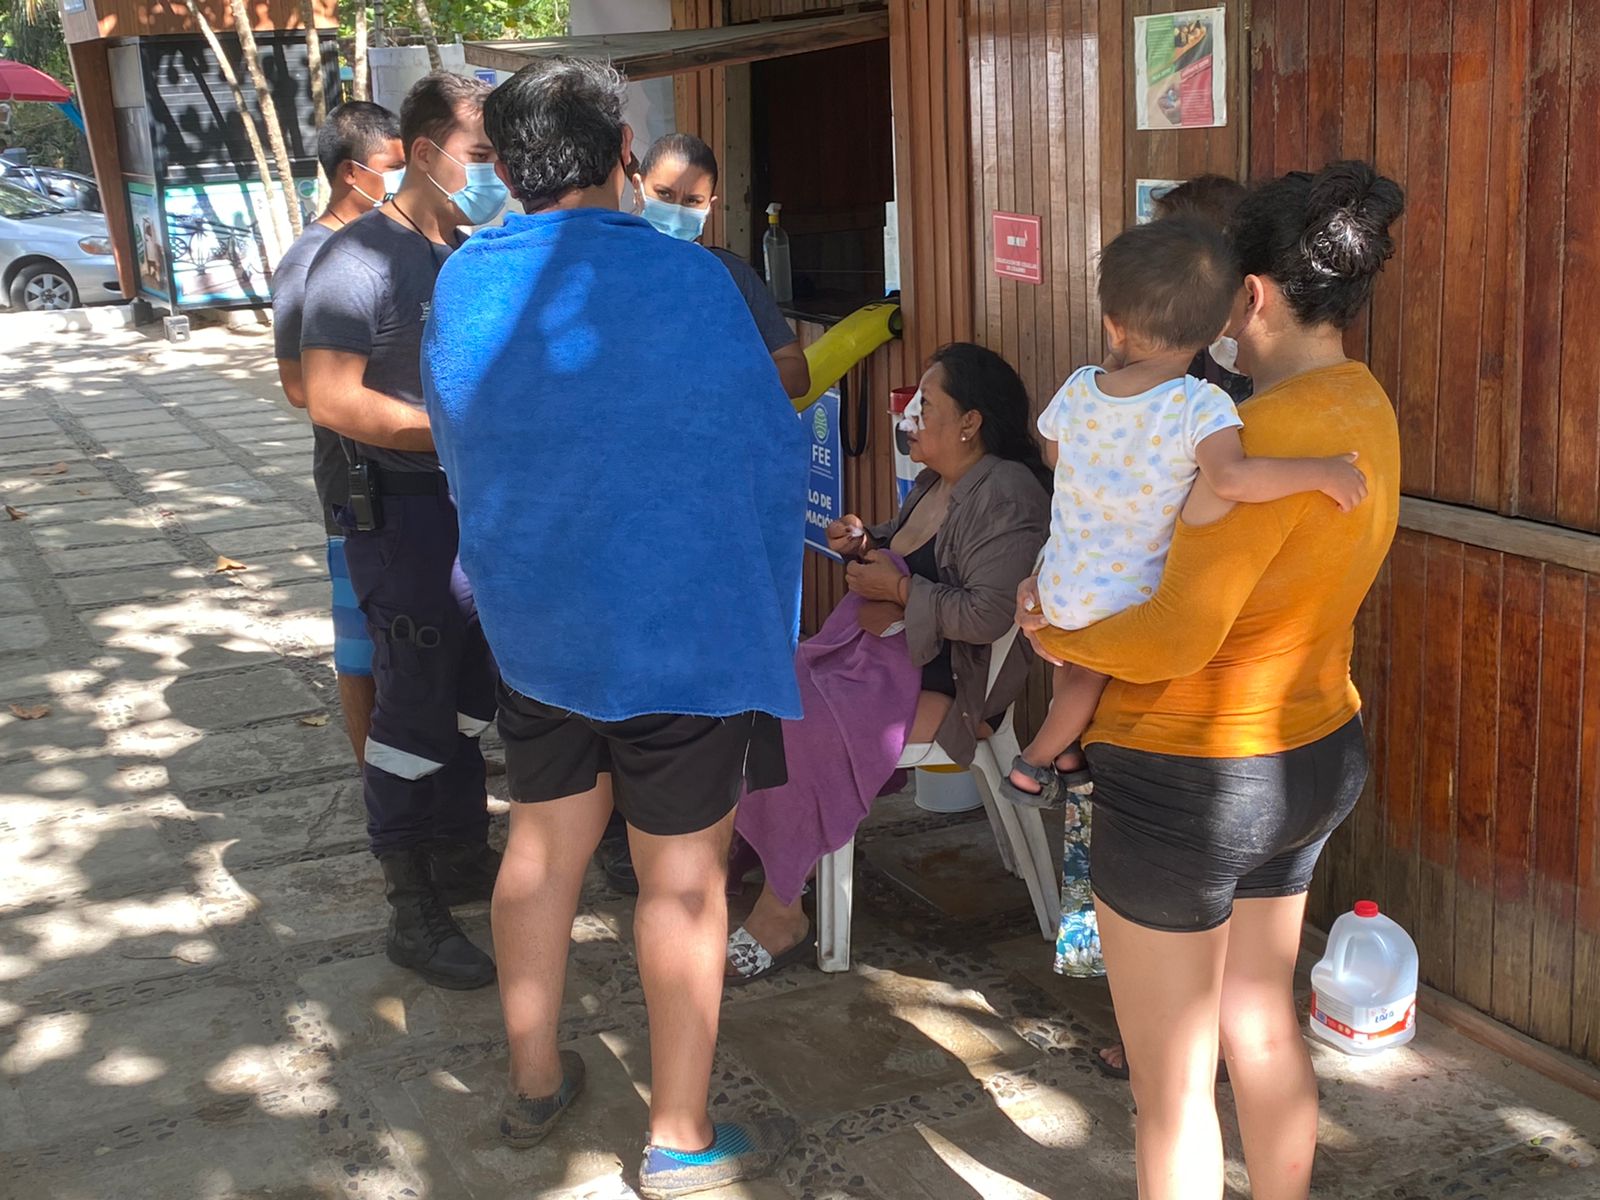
[182,0,292,261]
[412,0,443,71]
[372,0,387,48]
[228,0,305,239]
[300,0,327,125]
[352,2,369,100]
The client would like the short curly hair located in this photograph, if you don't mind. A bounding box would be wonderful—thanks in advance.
[482,58,629,210]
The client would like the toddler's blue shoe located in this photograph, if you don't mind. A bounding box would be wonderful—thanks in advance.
[637,1117,798,1198]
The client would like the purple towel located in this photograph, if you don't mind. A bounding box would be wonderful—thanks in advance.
[735,557,924,905]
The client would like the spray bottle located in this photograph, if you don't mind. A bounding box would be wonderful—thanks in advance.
[763,202,793,303]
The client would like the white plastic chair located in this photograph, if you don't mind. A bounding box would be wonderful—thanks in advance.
[816,625,1062,972]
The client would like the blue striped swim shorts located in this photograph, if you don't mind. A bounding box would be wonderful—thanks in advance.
[326,536,374,677]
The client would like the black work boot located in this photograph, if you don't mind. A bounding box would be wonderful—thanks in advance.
[379,849,497,990]
[425,838,503,906]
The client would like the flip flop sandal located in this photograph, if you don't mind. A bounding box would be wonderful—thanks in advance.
[1093,1046,1131,1080]
[1000,756,1072,808]
[724,924,816,987]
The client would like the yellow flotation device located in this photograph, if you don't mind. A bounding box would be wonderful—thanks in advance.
[794,301,903,411]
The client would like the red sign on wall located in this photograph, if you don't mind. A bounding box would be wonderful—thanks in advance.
[993,211,1042,284]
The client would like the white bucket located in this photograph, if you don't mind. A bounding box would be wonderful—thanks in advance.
[913,765,984,814]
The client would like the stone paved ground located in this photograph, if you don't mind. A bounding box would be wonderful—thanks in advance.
[3,319,1600,1200]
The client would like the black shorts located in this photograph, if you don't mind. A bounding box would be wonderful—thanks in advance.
[496,684,787,837]
[1087,716,1368,933]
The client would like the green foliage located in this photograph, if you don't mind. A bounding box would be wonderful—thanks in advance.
[345,0,569,42]
[428,0,569,40]
[1,1,85,169]
[8,103,83,168]
[2,0,70,78]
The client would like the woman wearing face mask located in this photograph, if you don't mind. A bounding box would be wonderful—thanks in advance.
[725,343,1051,983]
[635,133,811,400]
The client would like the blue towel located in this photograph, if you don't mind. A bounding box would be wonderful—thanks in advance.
[424,208,807,721]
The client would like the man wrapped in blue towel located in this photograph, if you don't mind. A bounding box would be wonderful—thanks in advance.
[422,57,805,1199]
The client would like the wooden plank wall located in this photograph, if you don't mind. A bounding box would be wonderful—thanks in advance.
[1253,0,1600,1065]
[1339,533,1600,1064]
[965,0,1248,417]
[670,0,729,250]
[965,0,1249,728]
[1253,0,1599,533]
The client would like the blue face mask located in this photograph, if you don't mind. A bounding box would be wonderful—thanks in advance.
[427,141,509,226]
[641,195,710,242]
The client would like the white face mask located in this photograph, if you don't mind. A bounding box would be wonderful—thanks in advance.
[350,161,404,208]
[1209,335,1240,373]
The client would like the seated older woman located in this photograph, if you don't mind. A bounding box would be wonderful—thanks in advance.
[727,342,1051,982]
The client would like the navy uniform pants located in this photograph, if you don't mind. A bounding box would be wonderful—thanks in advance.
[341,489,496,855]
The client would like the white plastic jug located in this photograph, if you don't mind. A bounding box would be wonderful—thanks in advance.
[1308,900,1419,1055]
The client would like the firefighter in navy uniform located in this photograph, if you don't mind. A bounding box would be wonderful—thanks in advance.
[301,73,505,988]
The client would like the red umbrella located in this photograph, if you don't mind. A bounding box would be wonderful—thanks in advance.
[0,60,73,104]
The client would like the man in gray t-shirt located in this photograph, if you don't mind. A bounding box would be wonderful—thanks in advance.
[300,72,504,992]
[271,101,404,781]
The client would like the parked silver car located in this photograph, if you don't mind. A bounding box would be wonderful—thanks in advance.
[0,177,121,312]
[0,160,102,213]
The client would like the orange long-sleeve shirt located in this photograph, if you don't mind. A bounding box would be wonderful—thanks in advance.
[1039,361,1400,758]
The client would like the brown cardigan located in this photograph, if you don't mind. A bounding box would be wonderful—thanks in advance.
[869,456,1051,766]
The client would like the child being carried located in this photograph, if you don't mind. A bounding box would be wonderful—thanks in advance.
[1001,215,1367,808]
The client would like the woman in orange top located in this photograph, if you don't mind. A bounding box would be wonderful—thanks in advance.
[1018,161,1406,1200]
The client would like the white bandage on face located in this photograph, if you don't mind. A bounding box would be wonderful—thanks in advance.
[897,387,925,434]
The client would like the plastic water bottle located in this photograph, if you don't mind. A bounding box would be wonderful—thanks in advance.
[1309,900,1419,1055]
[764,202,793,303]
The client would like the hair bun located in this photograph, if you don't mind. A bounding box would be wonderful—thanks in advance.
[1301,160,1405,279]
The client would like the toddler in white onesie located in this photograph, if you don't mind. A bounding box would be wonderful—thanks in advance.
[1002,216,1367,808]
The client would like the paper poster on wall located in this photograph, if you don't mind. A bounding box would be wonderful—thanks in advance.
[1135,179,1185,224]
[126,182,169,301]
[802,387,844,558]
[1134,7,1227,130]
